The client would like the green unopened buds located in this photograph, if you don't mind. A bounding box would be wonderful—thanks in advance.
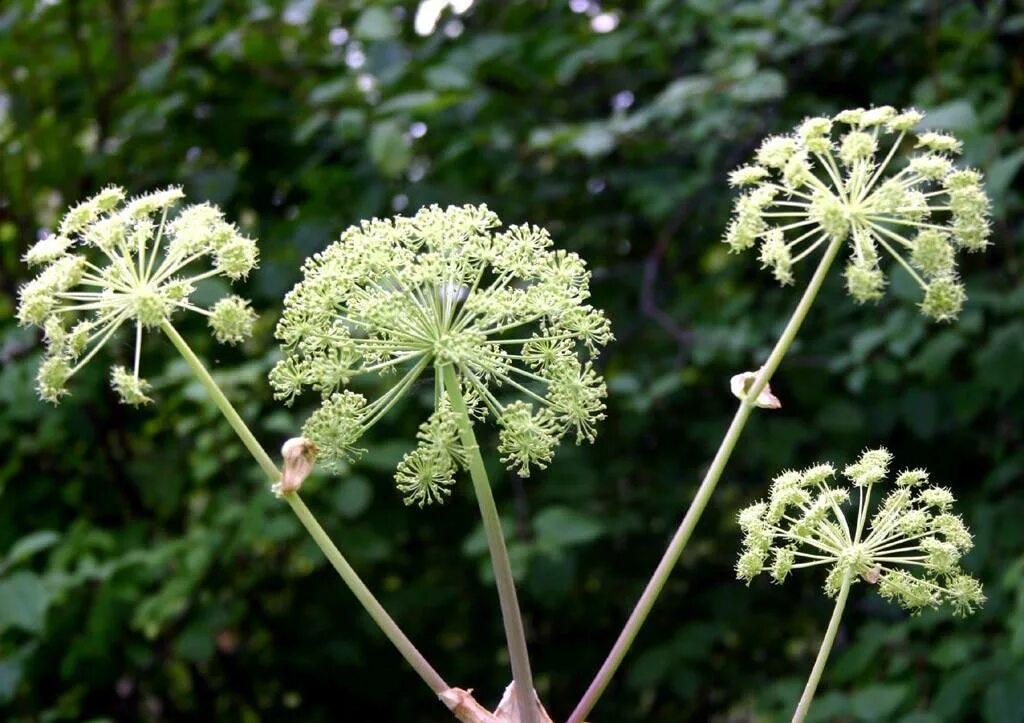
[271,204,612,506]
[725,107,992,321]
[16,186,259,404]
[736,448,984,617]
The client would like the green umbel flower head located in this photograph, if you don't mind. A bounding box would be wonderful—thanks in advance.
[725,107,991,321]
[736,448,984,617]
[17,186,259,404]
[271,204,611,507]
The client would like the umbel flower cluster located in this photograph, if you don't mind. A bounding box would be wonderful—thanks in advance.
[725,107,991,321]
[17,186,259,405]
[736,449,984,616]
[271,204,612,507]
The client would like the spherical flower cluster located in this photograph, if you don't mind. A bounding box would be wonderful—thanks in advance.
[725,107,991,321]
[736,448,984,617]
[271,204,611,507]
[17,186,259,405]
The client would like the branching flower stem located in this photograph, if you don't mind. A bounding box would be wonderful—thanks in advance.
[160,319,449,697]
[568,235,844,723]
[442,363,538,723]
[792,570,852,723]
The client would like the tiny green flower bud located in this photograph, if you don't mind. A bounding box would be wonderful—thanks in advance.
[844,448,892,486]
[758,229,794,285]
[839,131,877,166]
[911,230,955,278]
[844,260,885,304]
[895,469,929,487]
[933,513,973,552]
[497,402,557,477]
[946,575,985,617]
[783,152,813,190]
[801,464,836,487]
[736,547,767,584]
[37,355,71,403]
[110,365,153,407]
[919,486,955,510]
[797,116,833,144]
[908,154,953,180]
[886,108,923,132]
[167,203,226,257]
[858,105,896,127]
[24,234,73,267]
[835,108,865,125]
[209,295,257,344]
[920,276,966,322]
[771,546,795,583]
[809,193,850,242]
[921,536,960,575]
[917,132,962,154]
[728,165,769,187]
[897,508,930,536]
[302,390,369,467]
[214,233,259,279]
[755,135,799,168]
[737,502,767,533]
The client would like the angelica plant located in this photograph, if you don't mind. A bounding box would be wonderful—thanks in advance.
[725,106,989,320]
[569,107,992,723]
[272,204,611,721]
[17,185,258,404]
[17,187,450,708]
[736,449,983,721]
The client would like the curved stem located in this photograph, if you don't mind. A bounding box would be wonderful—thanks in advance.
[442,364,537,723]
[159,319,449,696]
[792,572,852,723]
[568,236,844,723]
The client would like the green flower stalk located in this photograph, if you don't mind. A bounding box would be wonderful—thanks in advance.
[19,187,452,708]
[569,107,991,723]
[736,449,984,722]
[725,106,991,321]
[17,185,258,404]
[272,204,611,721]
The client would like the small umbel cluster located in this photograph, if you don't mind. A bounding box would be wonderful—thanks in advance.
[17,186,258,405]
[271,204,611,507]
[725,107,991,321]
[736,448,984,617]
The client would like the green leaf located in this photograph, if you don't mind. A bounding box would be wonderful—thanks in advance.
[367,120,411,178]
[355,6,398,41]
[850,683,908,720]
[0,530,59,574]
[0,572,52,634]
[533,506,604,547]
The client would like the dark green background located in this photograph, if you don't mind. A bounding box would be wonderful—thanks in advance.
[1,1,1022,721]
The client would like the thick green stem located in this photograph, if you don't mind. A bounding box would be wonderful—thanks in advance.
[792,572,852,723]
[568,236,844,723]
[160,319,449,696]
[442,364,537,723]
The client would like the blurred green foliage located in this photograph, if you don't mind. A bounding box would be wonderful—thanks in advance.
[1,1,1022,721]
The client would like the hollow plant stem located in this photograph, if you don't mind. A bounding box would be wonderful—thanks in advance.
[568,236,844,723]
[442,363,537,723]
[792,571,852,723]
[160,319,449,696]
